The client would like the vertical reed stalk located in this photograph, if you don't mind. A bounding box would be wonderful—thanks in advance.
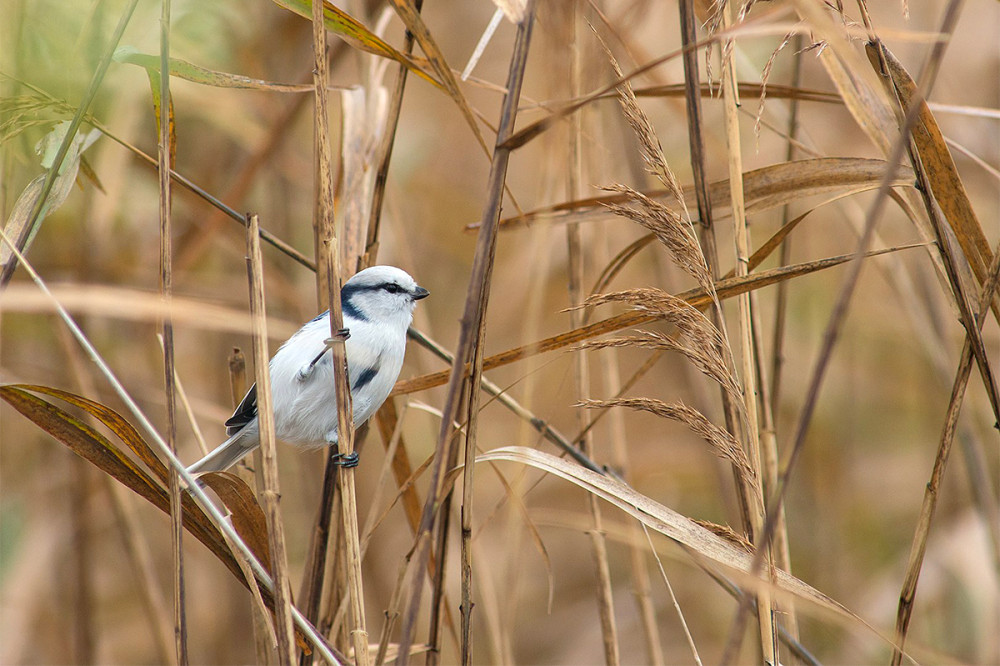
[567,7,619,664]
[678,0,755,539]
[718,3,775,662]
[246,214,297,665]
[299,2,340,657]
[157,2,186,661]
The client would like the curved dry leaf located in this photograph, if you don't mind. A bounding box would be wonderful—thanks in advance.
[475,446,842,615]
[200,472,273,574]
[0,385,170,508]
[0,385,284,618]
[867,41,995,296]
[12,383,170,484]
[487,158,914,231]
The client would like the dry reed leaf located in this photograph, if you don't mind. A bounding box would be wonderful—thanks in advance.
[578,398,757,495]
[866,41,996,297]
[0,384,317,646]
[488,158,914,231]
[603,184,715,299]
[474,446,849,616]
[200,472,274,574]
[393,244,923,396]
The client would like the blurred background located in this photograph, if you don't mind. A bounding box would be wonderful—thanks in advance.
[1,0,997,663]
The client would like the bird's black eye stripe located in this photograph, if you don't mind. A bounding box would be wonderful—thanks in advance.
[382,283,403,294]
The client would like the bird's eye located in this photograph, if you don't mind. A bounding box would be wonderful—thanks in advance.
[383,283,402,294]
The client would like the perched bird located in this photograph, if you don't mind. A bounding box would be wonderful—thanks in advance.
[188,265,428,475]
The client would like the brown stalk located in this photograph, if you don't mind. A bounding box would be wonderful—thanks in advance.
[247,213,297,665]
[395,6,536,663]
[298,1,340,657]
[891,240,1000,664]
[571,10,619,666]
[156,3,187,661]
[716,3,777,662]
[867,39,999,426]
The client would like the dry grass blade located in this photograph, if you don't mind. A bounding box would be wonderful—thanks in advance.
[473,447,864,622]
[489,157,914,231]
[394,244,924,396]
[579,399,758,504]
[866,40,998,320]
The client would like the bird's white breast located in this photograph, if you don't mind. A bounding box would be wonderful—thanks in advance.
[268,311,408,447]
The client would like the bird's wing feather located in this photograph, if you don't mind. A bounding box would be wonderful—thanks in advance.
[225,384,258,436]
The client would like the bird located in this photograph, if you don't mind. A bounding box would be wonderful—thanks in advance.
[187,265,428,475]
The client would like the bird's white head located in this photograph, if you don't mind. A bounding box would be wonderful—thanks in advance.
[341,265,429,327]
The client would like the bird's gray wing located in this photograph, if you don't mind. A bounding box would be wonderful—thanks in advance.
[225,384,257,437]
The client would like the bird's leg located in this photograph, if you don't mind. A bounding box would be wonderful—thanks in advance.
[296,328,350,381]
[331,450,360,468]
[324,427,360,468]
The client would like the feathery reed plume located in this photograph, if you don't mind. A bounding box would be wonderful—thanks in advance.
[578,398,759,500]
[578,289,742,407]
[602,186,716,300]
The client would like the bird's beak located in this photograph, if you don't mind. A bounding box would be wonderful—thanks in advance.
[413,286,430,300]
